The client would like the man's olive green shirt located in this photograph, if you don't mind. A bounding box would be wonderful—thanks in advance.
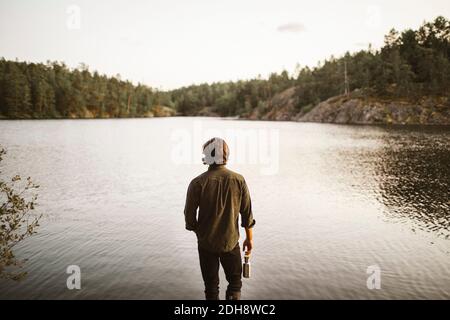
[184,165,256,253]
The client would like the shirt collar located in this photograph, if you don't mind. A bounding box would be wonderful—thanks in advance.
[208,164,226,171]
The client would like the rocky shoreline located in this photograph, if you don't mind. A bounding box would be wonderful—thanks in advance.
[2,89,449,125]
[246,87,450,125]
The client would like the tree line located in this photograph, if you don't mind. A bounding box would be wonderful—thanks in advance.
[0,60,171,118]
[0,16,448,119]
[172,16,450,117]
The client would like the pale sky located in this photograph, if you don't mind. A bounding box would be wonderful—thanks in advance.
[0,0,449,89]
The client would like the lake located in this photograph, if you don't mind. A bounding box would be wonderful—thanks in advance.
[0,117,449,299]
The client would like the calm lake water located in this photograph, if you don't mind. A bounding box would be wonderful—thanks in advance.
[0,118,449,299]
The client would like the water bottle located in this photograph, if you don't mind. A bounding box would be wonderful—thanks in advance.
[243,254,251,278]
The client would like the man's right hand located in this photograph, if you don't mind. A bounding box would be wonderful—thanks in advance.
[243,238,253,255]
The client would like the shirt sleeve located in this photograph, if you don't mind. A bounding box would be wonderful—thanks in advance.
[240,178,256,228]
[184,179,200,231]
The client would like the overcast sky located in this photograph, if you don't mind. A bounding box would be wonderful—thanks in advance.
[0,0,449,89]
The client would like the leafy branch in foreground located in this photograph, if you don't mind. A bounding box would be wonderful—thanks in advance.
[0,147,42,280]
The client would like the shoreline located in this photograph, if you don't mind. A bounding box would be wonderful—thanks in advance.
[1,115,450,128]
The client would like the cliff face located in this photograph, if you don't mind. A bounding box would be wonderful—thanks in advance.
[249,87,300,122]
[299,96,450,125]
[247,87,450,125]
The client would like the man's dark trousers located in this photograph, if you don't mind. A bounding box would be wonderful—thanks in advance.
[198,243,242,300]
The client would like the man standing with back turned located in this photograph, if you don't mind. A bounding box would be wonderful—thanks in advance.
[184,137,256,300]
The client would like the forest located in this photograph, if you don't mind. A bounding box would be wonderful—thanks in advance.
[0,16,449,119]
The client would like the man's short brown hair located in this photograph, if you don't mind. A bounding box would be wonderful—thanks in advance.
[202,137,229,165]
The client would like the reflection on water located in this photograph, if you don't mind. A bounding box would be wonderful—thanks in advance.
[0,119,449,299]
[374,132,450,238]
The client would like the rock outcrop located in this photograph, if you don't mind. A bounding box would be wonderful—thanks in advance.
[298,95,450,125]
[248,87,300,121]
[151,105,177,117]
[247,86,450,125]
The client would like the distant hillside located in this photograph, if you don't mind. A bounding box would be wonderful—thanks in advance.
[171,16,450,125]
[0,59,175,119]
[247,86,450,125]
[0,16,449,124]
[298,94,449,125]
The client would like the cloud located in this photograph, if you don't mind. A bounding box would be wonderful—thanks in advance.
[276,22,306,33]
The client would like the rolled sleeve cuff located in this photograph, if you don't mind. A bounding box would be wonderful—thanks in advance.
[241,219,256,229]
[185,224,198,232]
